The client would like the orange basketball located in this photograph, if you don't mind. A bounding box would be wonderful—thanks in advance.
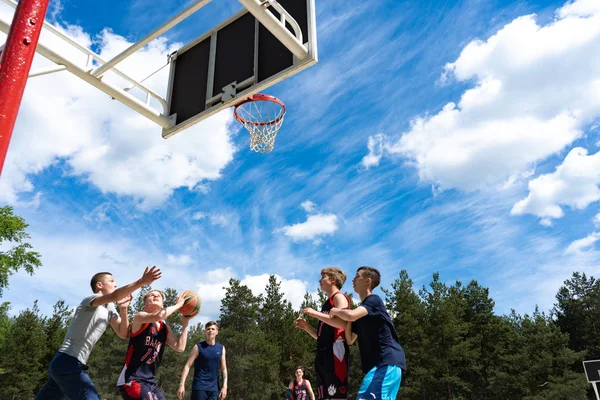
[179,290,201,318]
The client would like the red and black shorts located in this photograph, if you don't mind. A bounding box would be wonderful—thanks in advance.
[314,339,349,399]
[119,380,165,400]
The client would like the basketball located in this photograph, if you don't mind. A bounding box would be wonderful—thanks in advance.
[179,290,201,318]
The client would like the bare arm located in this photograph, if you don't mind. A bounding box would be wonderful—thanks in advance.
[109,295,132,339]
[166,317,191,353]
[178,345,199,400]
[330,306,368,322]
[301,294,349,330]
[91,266,161,307]
[219,346,228,399]
[345,320,357,345]
[306,379,315,400]
[295,318,318,340]
[132,292,186,327]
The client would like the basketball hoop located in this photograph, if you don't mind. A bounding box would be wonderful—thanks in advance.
[233,94,286,153]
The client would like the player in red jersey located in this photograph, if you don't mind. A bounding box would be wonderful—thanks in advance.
[296,267,350,400]
[117,289,195,400]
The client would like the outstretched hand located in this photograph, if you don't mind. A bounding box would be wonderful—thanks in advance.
[117,294,133,309]
[175,292,186,309]
[140,266,162,285]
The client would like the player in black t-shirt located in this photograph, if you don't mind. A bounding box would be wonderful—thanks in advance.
[296,267,350,399]
[330,267,406,400]
[117,289,196,400]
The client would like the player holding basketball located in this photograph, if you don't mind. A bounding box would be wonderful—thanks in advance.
[35,266,162,400]
[117,289,194,400]
[330,267,406,400]
[177,321,228,400]
[296,267,350,400]
[285,366,316,400]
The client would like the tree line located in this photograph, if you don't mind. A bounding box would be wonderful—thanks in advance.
[0,205,598,399]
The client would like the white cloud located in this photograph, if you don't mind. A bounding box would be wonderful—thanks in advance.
[511,147,600,221]
[191,212,230,227]
[594,213,600,227]
[0,5,236,208]
[301,200,316,213]
[365,0,600,192]
[565,231,600,254]
[241,274,311,311]
[361,134,386,169]
[558,0,600,18]
[278,214,339,242]
[166,254,193,267]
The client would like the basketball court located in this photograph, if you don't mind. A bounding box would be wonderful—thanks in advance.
[0,0,319,173]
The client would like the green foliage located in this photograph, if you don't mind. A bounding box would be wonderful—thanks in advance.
[0,206,42,295]
[0,302,47,400]
[0,267,594,399]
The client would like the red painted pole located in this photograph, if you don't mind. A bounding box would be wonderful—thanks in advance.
[0,0,50,175]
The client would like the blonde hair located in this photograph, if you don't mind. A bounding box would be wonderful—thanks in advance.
[143,290,165,302]
[321,267,347,289]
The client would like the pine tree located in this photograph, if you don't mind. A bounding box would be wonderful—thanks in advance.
[383,269,428,399]
[0,301,46,400]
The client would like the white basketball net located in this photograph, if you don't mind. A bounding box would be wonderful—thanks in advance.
[234,97,286,153]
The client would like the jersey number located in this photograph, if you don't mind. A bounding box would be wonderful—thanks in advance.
[140,348,159,365]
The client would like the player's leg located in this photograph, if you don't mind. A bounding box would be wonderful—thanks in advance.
[356,365,401,400]
[318,341,348,400]
[379,366,401,400]
[41,352,101,400]
[35,372,64,400]
[314,350,327,399]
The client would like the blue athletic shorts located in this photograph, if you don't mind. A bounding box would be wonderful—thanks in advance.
[191,390,218,400]
[356,365,402,400]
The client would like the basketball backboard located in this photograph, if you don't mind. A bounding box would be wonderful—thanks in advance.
[162,0,317,138]
[0,0,317,170]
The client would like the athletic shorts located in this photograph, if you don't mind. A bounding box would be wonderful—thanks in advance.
[118,380,165,400]
[356,365,402,400]
[191,390,218,400]
[314,338,349,399]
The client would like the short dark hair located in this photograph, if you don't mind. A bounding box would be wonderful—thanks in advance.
[358,266,381,289]
[295,366,305,373]
[90,272,112,293]
[205,321,220,330]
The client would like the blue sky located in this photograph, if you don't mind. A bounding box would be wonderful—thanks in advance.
[1,0,600,324]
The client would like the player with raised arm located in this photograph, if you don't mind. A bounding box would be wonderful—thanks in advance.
[36,266,161,400]
[117,289,195,400]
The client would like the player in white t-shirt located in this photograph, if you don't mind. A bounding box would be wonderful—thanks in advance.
[35,266,161,400]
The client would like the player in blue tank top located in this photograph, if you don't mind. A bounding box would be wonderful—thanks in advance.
[117,289,195,400]
[286,366,315,400]
[330,267,406,400]
[178,321,228,400]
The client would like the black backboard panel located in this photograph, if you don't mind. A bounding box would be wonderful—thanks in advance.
[169,37,210,124]
[584,360,600,382]
[213,12,255,98]
[165,0,316,134]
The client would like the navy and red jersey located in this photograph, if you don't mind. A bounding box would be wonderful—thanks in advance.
[292,379,308,400]
[117,321,168,386]
[316,291,350,350]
